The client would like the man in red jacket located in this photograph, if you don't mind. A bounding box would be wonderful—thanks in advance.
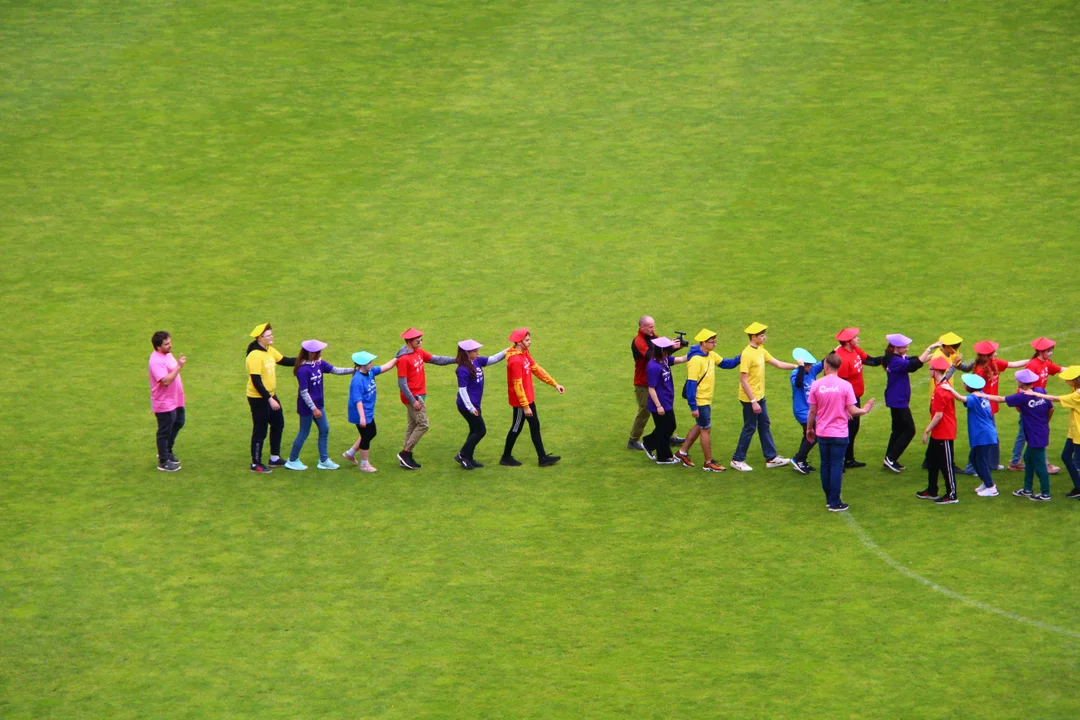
[502,328,565,467]
[629,315,683,450]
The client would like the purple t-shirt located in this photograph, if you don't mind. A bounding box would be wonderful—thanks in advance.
[456,357,492,411]
[295,360,333,415]
[884,354,921,409]
[1005,393,1052,449]
[646,357,675,412]
[808,375,857,438]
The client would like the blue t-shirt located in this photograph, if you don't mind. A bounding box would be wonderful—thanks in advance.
[964,395,998,447]
[1005,393,1052,449]
[646,357,675,412]
[790,361,825,423]
[348,366,383,424]
[295,359,334,416]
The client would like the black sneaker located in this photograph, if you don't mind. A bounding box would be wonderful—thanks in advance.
[471,459,485,468]
[669,436,686,446]
[167,452,180,464]
[538,455,562,467]
[844,459,866,469]
[268,457,286,467]
[915,490,940,500]
[934,495,959,505]
[792,462,810,476]
[644,448,656,461]
[397,452,417,470]
[1066,487,1080,499]
[250,462,271,474]
[805,464,816,472]
[1030,493,1051,502]
[454,453,473,470]
[157,461,180,472]
[828,503,850,512]
[410,454,422,468]
[500,456,522,467]
[1012,488,1032,498]
[883,457,902,474]
[894,462,906,471]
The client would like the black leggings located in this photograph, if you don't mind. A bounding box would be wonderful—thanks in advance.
[845,397,862,463]
[155,406,186,462]
[643,410,676,461]
[458,406,487,460]
[504,403,546,459]
[886,407,916,463]
[248,395,285,463]
[793,421,816,464]
[354,420,378,450]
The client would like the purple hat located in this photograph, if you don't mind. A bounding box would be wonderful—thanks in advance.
[886,333,912,347]
[457,339,483,352]
[301,339,328,353]
[1015,369,1039,385]
[652,336,675,348]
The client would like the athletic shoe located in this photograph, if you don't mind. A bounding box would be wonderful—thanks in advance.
[167,452,180,464]
[471,459,485,468]
[157,461,180,472]
[1047,463,1061,475]
[250,463,271,474]
[359,463,377,473]
[828,503,850,512]
[959,465,978,476]
[410,455,423,469]
[1007,462,1025,472]
[1012,488,1032,498]
[1031,493,1052,502]
[675,451,695,468]
[669,436,686,446]
[284,459,307,471]
[806,464,817,472]
[500,456,522,467]
[342,450,358,466]
[996,464,1006,471]
[644,448,656,461]
[627,439,645,451]
[702,460,725,472]
[269,457,286,467]
[883,457,902,474]
[844,460,867,469]
[934,495,959,505]
[729,460,752,472]
[893,463,906,471]
[656,457,679,465]
[976,485,999,497]
[397,452,417,470]
[915,490,940,500]
[317,460,340,470]
[538,455,562,467]
[455,453,473,470]
[766,456,790,469]
[1066,487,1080,499]
[792,461,810,476]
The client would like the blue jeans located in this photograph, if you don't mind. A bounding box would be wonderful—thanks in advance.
[732,399,778,462]
[1011,416,1026,464]
[818,436,849,508]
[971,444,994,489]
[289,413,330,462]
[1062,439,1080,490]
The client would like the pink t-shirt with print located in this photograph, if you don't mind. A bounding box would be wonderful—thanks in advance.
[148,351,185,413]
[807,375,856,439]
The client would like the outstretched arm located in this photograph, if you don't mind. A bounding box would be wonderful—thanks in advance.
[768,358,798,370]
[975,391,1008,403]
[428,354,455,366]
[378,357,400,374]
[848,398,875,417]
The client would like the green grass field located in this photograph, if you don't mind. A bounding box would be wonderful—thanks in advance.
[3,1,1079,717]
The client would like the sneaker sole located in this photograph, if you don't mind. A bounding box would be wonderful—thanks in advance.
[342,452,358,466]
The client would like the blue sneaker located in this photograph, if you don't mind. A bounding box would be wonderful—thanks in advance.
[284,459,307,471]
[317,459,340,470]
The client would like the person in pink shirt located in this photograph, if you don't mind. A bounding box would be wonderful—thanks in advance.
[148,331,187,472]
[806,353,876,511]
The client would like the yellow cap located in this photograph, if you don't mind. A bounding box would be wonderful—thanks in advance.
[744,321,767,335]
[694,328,718,343]
[250,322,270,338]
[938,331,963,346]
[1060,366,1080,381]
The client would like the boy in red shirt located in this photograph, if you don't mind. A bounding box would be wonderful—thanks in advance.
[502,328,565,467]
[395,328,455,470]
[833,328,883,469]
[919,356,959,504]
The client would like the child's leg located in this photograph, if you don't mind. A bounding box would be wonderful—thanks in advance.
[1011,418,1026,465]
[1023,447,1036,492]
[314,414,330,462]
[680,424,701,455]
[1062,439,1080,489]
[1030,447,1050,495]
[359,421,377,467]
[289,415,313,462]
[973,445,993,488]
[700,427,712,463]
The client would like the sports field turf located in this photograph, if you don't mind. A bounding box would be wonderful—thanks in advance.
[2,1,1079,717]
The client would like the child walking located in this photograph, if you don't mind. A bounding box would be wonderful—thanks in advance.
[343,351,399,472]
[919,356,960,504]
[1022,366,1080,499]
[789,348,824,476]
[942,374,1009,497]
[454,339,507,469]
[285,340,352,471]
[1007,368,1055,501]
[643,337,688,464]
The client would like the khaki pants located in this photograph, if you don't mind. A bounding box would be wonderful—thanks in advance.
[629,385,650,441]
[404,399,430,451]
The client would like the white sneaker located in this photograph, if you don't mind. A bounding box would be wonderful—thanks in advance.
[284,459,307,471]
[317,459,340,470]
[730,460,753,472]
[976,485,999,497]
[765,456,790,469]
[360,463,377,473]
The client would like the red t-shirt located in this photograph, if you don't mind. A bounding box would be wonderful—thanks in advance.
[397,348,433,404]
[834,346,869,398]
[973,358,1010,414]
[930,381,957,440]
[1026,357,1063,390]
[632,332,654,387]
[507,350,535,407]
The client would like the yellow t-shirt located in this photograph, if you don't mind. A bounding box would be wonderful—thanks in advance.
[686,350,726,406]
[929,348,963,398]
[738,344,773,402]
[1058,390,1080,442]
[246,345,284,398]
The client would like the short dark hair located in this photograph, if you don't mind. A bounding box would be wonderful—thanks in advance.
[152,331,170,349]
[824,353,842,370]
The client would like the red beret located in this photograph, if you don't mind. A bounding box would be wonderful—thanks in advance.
[508,328,530,343]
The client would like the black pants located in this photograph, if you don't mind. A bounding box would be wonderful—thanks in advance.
[845,397,862,463]
[926,438,957,498]
[458,406,487,459]
[793,421,816,464]
[248,395,284,463]
[504,403,546,459]
[155,406,186,462]
[354,421,378,450]
[886,407,916,463]
[643,410,676,461]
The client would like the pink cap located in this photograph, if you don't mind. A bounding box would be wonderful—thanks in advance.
[1015,369,1039,384]
[508,328,530,343]
[457,339,483,352]
[401,328,424,340]
[1030,337,1056,351]
[301,339,327,353]
[973,340,999,355]
[929,356,952,371]
[652,336,675,348]
[836,327,859,343]
[885,333,911,347]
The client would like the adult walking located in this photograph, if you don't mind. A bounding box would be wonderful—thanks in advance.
[881,334,939,473]
[833,328,883,469]
[284,340,352,471]
[730,322,799,472]
[675,329,741,472]
[629,316,683,450]
[395,328,455,470]
[148,331,186,472]
[806,353,876,511]
[502,328,564,467]
[246,323,296,473]
[642,337,689,464]
[454,339,508,469]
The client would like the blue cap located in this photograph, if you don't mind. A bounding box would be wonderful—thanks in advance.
[792,347,817,364]
[352,351,377,366]
[961,373,986,390]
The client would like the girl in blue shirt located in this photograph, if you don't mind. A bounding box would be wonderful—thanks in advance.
[343,351,399,472]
